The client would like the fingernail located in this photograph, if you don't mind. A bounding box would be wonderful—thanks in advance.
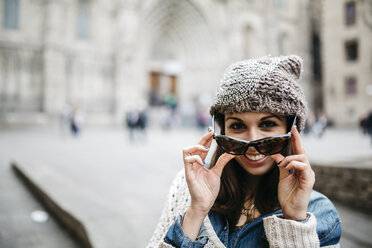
[208,126,213,132]
[203,146,209,150]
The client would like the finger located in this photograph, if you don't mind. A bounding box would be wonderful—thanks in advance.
[210,153,235,177]
[276,154,307,169]
[198,131,214,148]
[183,145,209,158]
[278,161,300,180]
[273,154,306,179]
[270,153,285,164]
[291,125,305,155]
[280,160,303,171]
[184,155,204,167]
[283,160,314,180]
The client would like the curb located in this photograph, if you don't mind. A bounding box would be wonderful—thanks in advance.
[11,161,93,248]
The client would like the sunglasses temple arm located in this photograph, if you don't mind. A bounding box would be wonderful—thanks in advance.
[287,116,298,135]
[212,115,215,132]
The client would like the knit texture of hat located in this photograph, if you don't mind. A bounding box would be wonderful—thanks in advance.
[210,55,308,132]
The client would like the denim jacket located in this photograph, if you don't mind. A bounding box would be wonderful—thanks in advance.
[164,190,341,247]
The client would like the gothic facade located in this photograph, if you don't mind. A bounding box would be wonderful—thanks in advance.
[0,0,313,125]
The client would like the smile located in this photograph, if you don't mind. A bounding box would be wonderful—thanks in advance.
[245,154,266,161]
[241,153,269,166]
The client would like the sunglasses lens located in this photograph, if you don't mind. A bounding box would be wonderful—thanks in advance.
[257,137,290,155]
[216,137,247,155]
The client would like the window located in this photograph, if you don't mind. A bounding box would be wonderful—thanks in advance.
[3,0,19,29]
[311,32,322,82]
[275,0,286,8]
[345,1,356,26]
[77,0,91,39]
[345,77,357,95]
[345,40,358,61]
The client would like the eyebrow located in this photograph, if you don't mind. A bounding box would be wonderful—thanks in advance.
[225,115,283,122]
[225,117,243,122]
[261,115,283,121]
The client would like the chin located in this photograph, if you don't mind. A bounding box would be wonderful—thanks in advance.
[241,166,273,176]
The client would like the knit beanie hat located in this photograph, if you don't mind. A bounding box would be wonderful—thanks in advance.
[210,55,308,132]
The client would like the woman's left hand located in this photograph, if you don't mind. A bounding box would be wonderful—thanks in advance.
[271,126,315,221]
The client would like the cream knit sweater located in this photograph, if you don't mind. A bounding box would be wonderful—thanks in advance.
[147,170,340,248]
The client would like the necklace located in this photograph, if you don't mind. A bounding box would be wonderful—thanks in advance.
[241,203,255,221]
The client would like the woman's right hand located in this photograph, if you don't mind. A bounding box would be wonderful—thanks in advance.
[182,130,235,217]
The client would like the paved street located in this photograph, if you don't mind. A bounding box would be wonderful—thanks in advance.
[0,125,371,247]
[0,158,79,248]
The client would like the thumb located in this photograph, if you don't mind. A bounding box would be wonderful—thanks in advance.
[211,153,235,177]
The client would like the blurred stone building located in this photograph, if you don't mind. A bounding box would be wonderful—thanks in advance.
[0,0,346,126]
[319,0,372,126]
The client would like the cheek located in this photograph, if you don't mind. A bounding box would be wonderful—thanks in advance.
[267,126,287,136]
[266,156,276,165]
[225,131,247,140]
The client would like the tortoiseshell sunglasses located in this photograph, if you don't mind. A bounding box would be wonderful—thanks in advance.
[212,116,297,156]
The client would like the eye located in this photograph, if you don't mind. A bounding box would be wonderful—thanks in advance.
[228,122,245,130]
[260,120,278,128]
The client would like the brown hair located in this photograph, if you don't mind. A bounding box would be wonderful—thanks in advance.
[210,113,294,230]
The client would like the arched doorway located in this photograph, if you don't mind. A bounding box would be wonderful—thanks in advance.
[129,0,224,127]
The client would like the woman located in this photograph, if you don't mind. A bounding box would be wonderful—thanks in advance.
[147,55,341,247]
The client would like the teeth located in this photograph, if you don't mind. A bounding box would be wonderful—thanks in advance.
[245,154,265,161]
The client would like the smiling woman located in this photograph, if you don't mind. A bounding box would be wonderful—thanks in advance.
[147,55,341,248]
[212,113,295,157]
[223,113,289,175]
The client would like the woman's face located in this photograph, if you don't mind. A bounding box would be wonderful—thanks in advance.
[224,112,288,176]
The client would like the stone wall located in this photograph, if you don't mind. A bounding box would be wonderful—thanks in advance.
[312,164,372,214]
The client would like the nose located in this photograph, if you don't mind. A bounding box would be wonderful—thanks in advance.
[245,129,259,153]
[246,145,258,154]
[245,128,258,142]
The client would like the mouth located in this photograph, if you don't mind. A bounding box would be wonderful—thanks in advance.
[245,153,265,161]
[242,153,269,165]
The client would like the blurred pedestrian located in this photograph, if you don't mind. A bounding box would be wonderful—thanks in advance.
[164,93,178,129]
[313,111,327,138]
[360,110,372,145]
[303,111,315,135]
[69,106,82,137]
[137,106,148,142]
[165,92,178,114]
[195,94,212,131]
[60,103,72,136]
[196,108,209,130]
[148,55,340,247]
[126,107,139,142]
[125,101,149,142]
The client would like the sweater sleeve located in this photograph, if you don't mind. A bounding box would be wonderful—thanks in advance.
[146,170,191,248]
[163,214,209,247]
[263,213,340,248]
